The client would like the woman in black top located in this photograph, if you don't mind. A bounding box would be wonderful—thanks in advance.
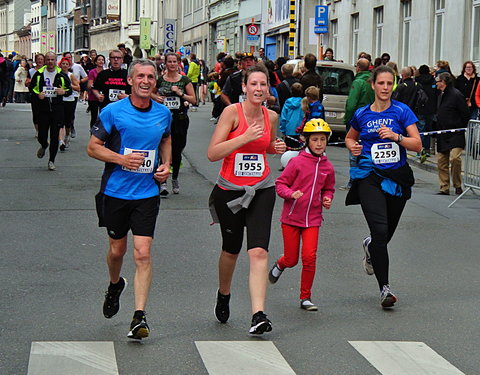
[455,61,479,120]
[153,52,196,195]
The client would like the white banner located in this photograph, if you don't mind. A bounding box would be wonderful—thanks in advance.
[107,0,120,19]
[164,19,176,53]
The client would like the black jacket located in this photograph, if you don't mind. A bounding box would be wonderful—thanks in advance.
[416,73,437,115]
[300,69,323,99]
[277,77,300,109]
[393,78,417,112]
[436,85,470,152]
[455,74,479,110]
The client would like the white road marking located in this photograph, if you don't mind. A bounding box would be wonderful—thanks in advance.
[27,341,119,375]
[349,341,465,375]
[195,341,296,375]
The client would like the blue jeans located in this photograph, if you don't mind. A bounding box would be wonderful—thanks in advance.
[416,114,434,151]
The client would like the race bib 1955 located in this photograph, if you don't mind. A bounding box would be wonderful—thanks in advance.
[122,148,156,173]
[371,142,400,165]
[234,153,265,177]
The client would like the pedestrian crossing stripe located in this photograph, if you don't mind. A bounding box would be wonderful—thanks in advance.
[27,340,467,375]
[195,341,296,375]
[349,341,466,375]
[27,341,119,375]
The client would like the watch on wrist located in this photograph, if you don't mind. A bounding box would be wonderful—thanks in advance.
[397,134,404,143]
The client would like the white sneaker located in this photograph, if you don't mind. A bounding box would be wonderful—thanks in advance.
[362,236,374,275]
[59,140,66,152]
[160,182,169,196]
[300,299,318,311]
[380,285,397,308]
[48,161,56,171]
[172,179,179,194]
[64,135,70,148]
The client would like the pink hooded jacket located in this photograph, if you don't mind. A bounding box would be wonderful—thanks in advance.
[276,150,335,228]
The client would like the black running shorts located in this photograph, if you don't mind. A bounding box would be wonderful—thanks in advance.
[95,193,160,239]
[210,185,276,254]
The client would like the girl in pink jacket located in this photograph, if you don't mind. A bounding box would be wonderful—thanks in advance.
[269,119,335,311]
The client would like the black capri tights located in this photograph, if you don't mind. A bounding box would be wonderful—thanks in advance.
[357,174,407,290]
[171,114,189,180]
[210,185,276,254]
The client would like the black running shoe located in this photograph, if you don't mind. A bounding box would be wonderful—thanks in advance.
[215,290,230,323]
[249,311,272,335]
[103,277,127,318]
[127,312,150,340]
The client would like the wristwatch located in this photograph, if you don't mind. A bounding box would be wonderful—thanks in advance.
[397,134,404,143]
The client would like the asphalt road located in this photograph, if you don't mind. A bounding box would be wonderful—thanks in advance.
[0,102,479,375]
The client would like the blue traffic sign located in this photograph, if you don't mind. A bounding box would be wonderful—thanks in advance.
[314,26,328,34]
[315,5,329,26]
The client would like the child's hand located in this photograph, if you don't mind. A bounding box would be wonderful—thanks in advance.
[322,197,332,209]
[292,190,303,199]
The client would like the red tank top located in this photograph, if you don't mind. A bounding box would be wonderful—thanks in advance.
[219,103,272,187]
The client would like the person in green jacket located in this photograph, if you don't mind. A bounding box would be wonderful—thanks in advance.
[344,58,375,126]
[341,58,375,189]
[187,53,200,110]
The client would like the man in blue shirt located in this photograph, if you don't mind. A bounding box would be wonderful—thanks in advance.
[87,59,172,340]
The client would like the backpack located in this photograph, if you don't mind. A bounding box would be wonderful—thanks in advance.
[414,82,428,111]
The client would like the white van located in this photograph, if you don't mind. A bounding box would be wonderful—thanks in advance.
[286,60,356,138]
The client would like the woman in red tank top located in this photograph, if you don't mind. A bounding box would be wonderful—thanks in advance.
[207,65,286,334]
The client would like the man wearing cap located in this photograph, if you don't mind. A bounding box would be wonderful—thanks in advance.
[221,52,257,106]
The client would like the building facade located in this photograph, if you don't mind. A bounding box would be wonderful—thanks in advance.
[322,0,480,74]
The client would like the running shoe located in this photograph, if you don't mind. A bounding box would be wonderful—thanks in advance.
[214,290,230,323]
[380,284,397,308]
[103,277,127,318]
[172,179,180,194]
[268,261,283,284]
[362,236,374,275]
[48,161,56,171]
[420,149,428,164]
[300,299,318,311]
[160,183,169,196]
[249,311,272,335]
[37,146,46,159]
[64,136,70,149]
[70,127,76,138]
[127,311,150,340]
[59,140,66,152]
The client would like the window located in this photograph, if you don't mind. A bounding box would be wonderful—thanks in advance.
[402,0,412,66]
[351,14,359,64]
[184,0,192,15]
[472,0,480,60]
[331,19,338,58]
[75,24,89,50]
[434,0,445,62]
[374,7,383,58]
[135,0,141,21]
[315,66,355,95]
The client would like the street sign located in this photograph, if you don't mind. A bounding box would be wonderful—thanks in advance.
[246,35,260,46]
[140,18,151,49]
[314,26,328,34]
[315,5,328,26]
[247,24,259,35]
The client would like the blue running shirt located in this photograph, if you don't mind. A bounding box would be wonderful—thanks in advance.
[350,100,418,170]
[92,97,172,199]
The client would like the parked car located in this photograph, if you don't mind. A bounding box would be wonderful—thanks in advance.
[286,59,356,139]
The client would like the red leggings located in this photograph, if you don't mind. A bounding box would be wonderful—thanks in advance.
[277,224,319,300]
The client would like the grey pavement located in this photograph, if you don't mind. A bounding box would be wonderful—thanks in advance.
[0,102,479,375]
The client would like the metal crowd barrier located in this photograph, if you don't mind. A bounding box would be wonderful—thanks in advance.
[449,120,480,207]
